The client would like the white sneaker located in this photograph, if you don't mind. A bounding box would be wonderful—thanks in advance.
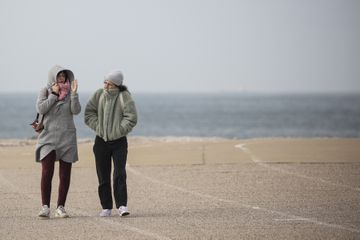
[54,205,69,218]
[99,209,112,217]
[118,206,129,216]
[38,205,50,219]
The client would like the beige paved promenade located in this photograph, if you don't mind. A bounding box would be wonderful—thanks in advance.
[0,137,359,239]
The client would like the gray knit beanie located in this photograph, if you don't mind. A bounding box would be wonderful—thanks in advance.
[105,70,124,86]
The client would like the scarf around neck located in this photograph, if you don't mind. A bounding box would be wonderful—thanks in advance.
[58,81,70,101]
[104,88,120,98]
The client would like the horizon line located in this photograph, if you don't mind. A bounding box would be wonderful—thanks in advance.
[1,90,360,95]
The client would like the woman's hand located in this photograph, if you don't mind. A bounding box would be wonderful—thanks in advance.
[52,83,60,94]
[71,79,78,94]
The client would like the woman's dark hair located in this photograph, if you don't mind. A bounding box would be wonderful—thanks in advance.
[118,85,128,92]
[56,71,68,82]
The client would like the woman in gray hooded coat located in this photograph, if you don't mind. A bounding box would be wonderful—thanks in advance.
[35,65,81,219]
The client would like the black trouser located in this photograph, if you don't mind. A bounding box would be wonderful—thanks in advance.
[93,136,128,209]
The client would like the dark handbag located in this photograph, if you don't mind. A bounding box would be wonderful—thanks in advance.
[31,89,49,133]
[30,113,45,133]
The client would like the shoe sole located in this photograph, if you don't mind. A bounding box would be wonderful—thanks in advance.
[120,212,130,217]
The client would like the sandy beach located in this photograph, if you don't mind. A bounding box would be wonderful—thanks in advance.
[0,137,359,239]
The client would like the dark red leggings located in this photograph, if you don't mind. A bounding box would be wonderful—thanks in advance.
[41,150,72,207]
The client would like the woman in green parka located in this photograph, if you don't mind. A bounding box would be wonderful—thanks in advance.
[84,70,137,217]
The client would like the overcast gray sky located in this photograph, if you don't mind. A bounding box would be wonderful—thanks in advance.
[1,0,359,93]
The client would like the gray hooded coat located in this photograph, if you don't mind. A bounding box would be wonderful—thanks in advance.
[35,65,81,163]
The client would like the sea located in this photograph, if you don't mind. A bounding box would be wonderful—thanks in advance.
[0,92,359,139]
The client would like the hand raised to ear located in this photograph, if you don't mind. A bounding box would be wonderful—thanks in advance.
[71,79,78,94]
